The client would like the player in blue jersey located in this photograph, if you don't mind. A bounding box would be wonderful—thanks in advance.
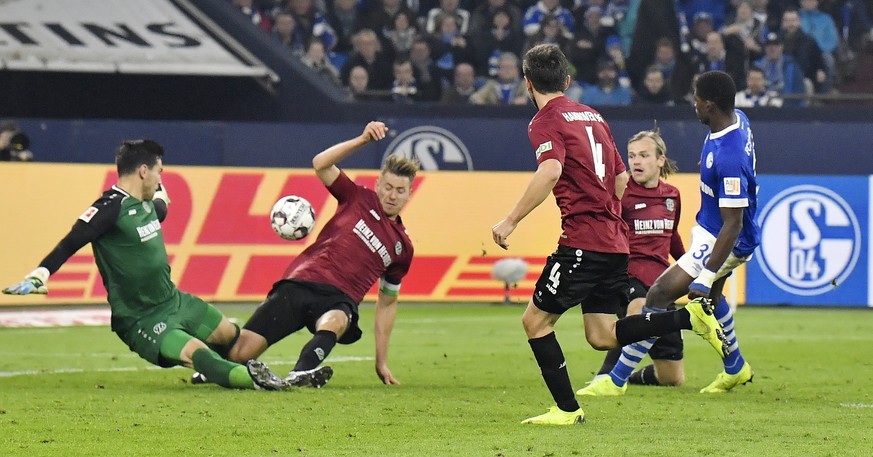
[632,70,759,393]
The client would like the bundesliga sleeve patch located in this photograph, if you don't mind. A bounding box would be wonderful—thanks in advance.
[723,177,741,196]
[79,206,99,223]
[535,141,553,159]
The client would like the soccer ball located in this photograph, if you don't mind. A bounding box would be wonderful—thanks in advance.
[270,195,315,240]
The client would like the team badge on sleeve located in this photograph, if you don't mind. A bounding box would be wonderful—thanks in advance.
[724,177,741,195]
[79,206,99,223]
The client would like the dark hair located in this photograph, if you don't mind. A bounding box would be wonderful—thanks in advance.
[522,44,569,94]
[116,140,164,176]
[695,70,736,113]
[655,37,674,50]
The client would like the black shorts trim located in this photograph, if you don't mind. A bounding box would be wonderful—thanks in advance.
[532,246,629,315]
[243,279,362,346]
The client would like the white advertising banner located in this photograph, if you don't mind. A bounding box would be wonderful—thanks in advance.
[0,0,270,77]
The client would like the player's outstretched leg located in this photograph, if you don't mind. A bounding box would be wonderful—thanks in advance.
[700,297,753,393]
[188,348,286,390]
[685,298,730,358]
[162,328,271,390]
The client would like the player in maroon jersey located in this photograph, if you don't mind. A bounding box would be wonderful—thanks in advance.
[191,122,419,388]
[491,44,727,425]
[578,128,689,397]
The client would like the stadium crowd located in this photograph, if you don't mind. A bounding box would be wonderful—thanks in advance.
[230,0,873,106]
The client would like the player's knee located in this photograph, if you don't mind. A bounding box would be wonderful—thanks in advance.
[160,329,203,366]
[627,298,646,315]
[521,310,547,338]
[316,309,350,335]
[585,333,615,351]
[660,372,685,387]
[208,318,238,346]
[654,362,685,386]
[227,329,267,363]
[646,282,673,307]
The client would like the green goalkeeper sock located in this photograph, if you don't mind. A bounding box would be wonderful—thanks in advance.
[191,348,254,389]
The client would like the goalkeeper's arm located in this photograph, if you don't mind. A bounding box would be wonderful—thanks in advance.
[3,196,119,295]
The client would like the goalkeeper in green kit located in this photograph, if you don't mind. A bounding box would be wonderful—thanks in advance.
[3,140,287,391]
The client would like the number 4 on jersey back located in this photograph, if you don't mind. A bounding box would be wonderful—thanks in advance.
[585,126,605,181]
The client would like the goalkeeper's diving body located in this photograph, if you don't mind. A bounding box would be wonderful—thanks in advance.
[2,140,287,391]
[209,121,420,389]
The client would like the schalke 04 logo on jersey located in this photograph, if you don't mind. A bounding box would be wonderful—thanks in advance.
[756,185,861,295]
[383,126,473,170]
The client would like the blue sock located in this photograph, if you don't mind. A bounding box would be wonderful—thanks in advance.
[715,296,745,374]
[609,338,655,387]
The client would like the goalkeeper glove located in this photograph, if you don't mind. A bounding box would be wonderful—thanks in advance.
[688,268,716,298]
[154,183,170,205]
[2,267,50,295]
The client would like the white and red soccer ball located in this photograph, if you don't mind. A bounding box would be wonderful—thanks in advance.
[270,195,315,241]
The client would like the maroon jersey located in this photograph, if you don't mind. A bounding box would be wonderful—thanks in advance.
[622,178,685,287]
[529,96,629,253]
[282,171,414,302]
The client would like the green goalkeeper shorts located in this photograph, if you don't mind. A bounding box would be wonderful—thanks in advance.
[119,290,224,367]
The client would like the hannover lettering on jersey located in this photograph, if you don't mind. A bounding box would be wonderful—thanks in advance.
[135,220,162,242]
[560,111,604,123]
[353,219,392,267]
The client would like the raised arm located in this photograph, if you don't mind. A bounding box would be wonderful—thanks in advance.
[312,121,389,187]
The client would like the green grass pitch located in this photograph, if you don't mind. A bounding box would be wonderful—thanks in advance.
[1,304,872,456]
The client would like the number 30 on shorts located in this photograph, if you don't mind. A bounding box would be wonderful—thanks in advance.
[692,243,712,266]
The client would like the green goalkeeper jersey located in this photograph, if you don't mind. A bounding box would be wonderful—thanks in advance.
[40,185,176,333]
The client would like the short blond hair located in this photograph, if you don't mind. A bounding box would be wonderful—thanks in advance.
[382,154,420,182]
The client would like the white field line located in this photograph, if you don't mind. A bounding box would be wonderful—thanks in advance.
[840,403,873,409]
[0,355,373,378]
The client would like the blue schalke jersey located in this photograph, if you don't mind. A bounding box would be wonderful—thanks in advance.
[696,109,761,256]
